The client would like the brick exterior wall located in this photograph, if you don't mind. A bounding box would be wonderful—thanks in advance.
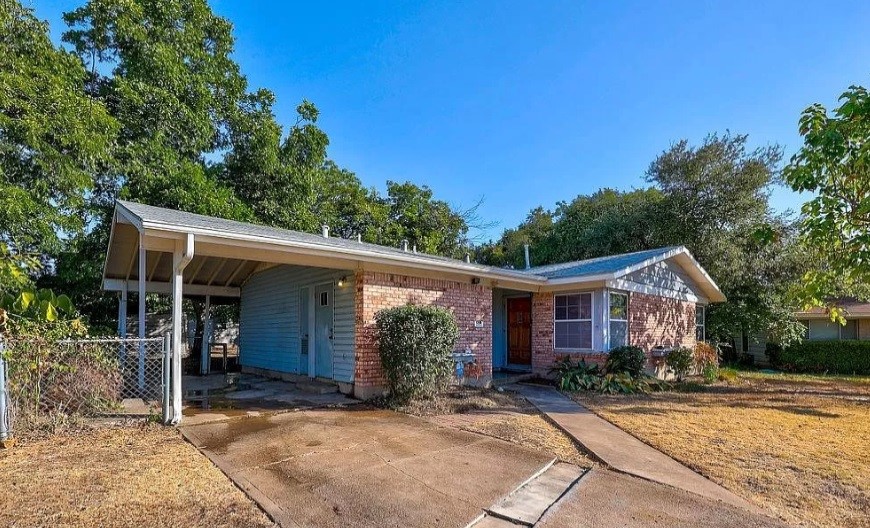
[530,291,608,376]
[353,271,493,398]
[530,290,696,377]
[628,292,696,352]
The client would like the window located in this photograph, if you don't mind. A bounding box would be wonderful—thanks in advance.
[554,293,592,349]
[843,319,858,340]
[807,319,858,340]
[319,291,329,306]
[609,292,628,349]
[696,306,705,342]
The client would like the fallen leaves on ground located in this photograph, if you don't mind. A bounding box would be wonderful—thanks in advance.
[574,373,870,528]
[0,423,274,528]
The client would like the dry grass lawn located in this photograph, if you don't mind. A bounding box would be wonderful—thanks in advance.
[573,371,870,528]
[0,423,274,528]
[407,386,592,467]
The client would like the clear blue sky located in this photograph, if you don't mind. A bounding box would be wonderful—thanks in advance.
[35,0,870,240]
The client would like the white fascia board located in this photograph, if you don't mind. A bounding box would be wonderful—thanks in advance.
[606,278,705,304]
[103,278,240,297]
[541,272,615,287]
[115,202,144,231]
[101,210,121,290]
[138,222,548,286]
[613,246,726,304]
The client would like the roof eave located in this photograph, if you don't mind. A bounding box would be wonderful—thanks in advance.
[136,219,549,286]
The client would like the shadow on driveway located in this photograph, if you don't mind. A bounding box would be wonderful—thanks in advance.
[180,406,555,528]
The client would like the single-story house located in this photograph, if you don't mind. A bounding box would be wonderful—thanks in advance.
[102,201,725,421]
[736,300,870,364]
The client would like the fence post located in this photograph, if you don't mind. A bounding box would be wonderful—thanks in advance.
[0,338,11,443]
[162,333,171,425]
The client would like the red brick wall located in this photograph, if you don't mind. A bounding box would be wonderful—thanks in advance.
[354,271,493,396]
[530,290,696,376]
[629,292,696,353]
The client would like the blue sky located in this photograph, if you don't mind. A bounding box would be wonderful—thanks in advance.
[36,0,870,240]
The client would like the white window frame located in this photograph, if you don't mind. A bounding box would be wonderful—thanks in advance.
[553,292,594,351]
[696,305,706,342]
[608,291,628,350]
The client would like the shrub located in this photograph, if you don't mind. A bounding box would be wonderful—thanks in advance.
[375,305,459,403]
[701,363,719,384]
[550,356,600,391]
[605,345,646,377]
[765,342,783,366]
[779,340,870,375]
[694,341,719,371]
[717,367,738,382]
[666,347,693,381]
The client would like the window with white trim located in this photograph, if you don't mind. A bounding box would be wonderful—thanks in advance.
[609,292,628,349]
[696,306,705,342]
[554,293,592,349]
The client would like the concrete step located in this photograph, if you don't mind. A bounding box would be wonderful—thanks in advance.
[485,462,586,526]
[294,380,339,395]
[491,372,536,387]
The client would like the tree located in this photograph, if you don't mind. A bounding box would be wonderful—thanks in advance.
[783,84,870,317]
[380,181,472,257]
[478,133,806,345]
[0,0,117,257]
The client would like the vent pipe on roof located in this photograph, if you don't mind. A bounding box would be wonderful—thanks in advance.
[321,225,329,238]
[524,244,531,270]
[464,254,471,263]
[357,233,362,243]
[401,239,409,252]
[412,244,417,253]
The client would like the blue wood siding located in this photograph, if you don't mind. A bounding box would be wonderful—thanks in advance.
[492,289,507,368]
[239,265,356,382]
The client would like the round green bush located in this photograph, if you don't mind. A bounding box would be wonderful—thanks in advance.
[605,345,646,377]
[375,305,459,403]
[666,347,693,381]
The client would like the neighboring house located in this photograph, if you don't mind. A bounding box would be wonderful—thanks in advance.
[735,300,870,365]
[102,201,725,399]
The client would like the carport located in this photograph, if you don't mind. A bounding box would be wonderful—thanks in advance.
[102,201,370,423]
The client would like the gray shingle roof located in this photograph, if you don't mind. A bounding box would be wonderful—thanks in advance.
[522,247,678,279]
[118,201,539,280]
[116,201,711,296]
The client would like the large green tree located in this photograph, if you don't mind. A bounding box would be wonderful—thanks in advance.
[479,134,807,345]
[0,0,117,257]
[28,0,474,328]
[783,84,870,316]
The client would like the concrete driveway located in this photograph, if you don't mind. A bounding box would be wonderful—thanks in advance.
[180,406,555,528]
[536,468,786,528]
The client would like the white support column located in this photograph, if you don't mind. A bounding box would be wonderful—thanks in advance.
[171,234,194,425]
[118,287,128,338]
[200,295,211,375]
[138,232,146,390]
[118,287,128,368]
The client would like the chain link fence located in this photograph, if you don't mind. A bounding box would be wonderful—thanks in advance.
[0,336,168,440]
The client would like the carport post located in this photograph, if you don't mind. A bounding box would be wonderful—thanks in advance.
[162,333,171,425]
[0,339,10,442]
[138,232,146,390]
[170,234,194,425]
[117,286,127,365]
[200,295,211,375]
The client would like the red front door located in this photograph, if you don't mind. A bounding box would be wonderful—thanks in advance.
[507,297,532,365]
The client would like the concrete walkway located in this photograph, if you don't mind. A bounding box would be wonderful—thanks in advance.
[511,384,760,512]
